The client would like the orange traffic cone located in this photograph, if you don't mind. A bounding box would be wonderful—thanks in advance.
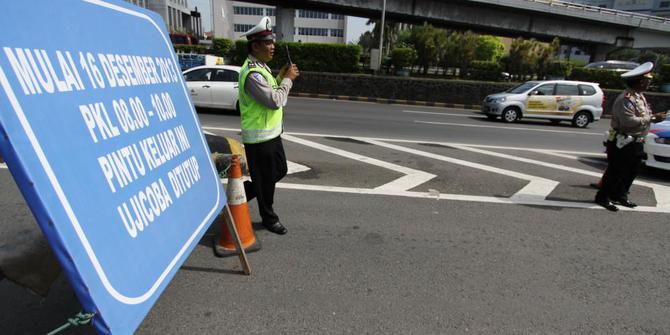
[214,155,260,257]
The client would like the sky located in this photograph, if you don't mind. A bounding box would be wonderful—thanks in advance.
[188,0,372,43]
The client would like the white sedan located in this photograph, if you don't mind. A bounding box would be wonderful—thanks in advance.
[183,65,241,111]
[645,115,670,171]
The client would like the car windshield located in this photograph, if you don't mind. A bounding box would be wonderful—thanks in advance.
[506,82,538,94]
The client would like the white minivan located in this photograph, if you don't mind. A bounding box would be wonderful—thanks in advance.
[481,80,604,128]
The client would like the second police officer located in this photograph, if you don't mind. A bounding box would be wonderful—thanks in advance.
[595,62,667,212]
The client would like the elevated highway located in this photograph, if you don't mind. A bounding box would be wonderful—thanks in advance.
[241,0,670,59]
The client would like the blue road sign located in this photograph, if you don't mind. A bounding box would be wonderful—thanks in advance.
[0,1,225,333]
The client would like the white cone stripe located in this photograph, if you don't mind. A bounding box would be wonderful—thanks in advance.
[226,178,247,205]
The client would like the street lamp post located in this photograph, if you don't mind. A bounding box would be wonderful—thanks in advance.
[378,0,386,72]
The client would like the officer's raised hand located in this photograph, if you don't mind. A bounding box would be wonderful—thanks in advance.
[652,112,667,123]
[282,64,299,81]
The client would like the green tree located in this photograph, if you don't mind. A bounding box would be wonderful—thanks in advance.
[410,24,444,74]
[536,37,560,79]
[506,38,539,77]
[357,31,376,53]
[452,31,479,77]
[366,20,402,57]
[474,35,505,62]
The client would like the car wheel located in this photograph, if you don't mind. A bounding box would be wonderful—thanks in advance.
[501,107,520,123]
[572,111,591,128]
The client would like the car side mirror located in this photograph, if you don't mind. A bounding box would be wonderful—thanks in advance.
[528,90,538,96]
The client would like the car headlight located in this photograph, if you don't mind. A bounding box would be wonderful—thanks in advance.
[654,137,670,145]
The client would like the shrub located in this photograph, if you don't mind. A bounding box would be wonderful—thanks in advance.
[545,61,574,79]
[212,38,234,57]
[173,44,209,54]
[231,40,361,73]
[468,60,503,81]
[569,67,623,89]
[390,48,417,69]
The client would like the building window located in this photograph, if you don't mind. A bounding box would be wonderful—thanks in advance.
[297,27,328,36]
[234,24,255,32]
[266,8,275,16]
[660,1,670,8]
[331,14,344,20]
[298,10,329,19]
[233,6,264,16]
[330,29,343,37]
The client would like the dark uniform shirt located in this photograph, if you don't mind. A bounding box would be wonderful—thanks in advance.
[610,89,652,138]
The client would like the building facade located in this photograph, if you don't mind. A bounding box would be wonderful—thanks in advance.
[124,0,203,36]
[570,0,670,17]
[212,0,348,43]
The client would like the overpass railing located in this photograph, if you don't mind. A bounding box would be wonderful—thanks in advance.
[527,0,670,25]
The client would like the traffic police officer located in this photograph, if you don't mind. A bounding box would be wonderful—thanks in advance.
[238,17,299,234]
[595,62,666,211]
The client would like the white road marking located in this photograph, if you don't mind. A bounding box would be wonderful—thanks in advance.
[282,134,436,191]
[201,129,310,175]
[538,151,607,167]
[452,144,670,209]
[404,110,485,118]
[358,138,559,202]
[202,126,669,212]
[202,127,606,156]
[275,182,669,213]
[287,161,310,174]
[415,120,603,136]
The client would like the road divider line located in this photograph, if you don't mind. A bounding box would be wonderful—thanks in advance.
[414,120,603,136]
[281,134,436,191]
[403,110,485,118]
[358,138,559,201]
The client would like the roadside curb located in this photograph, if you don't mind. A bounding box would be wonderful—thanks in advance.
[290,92,613,119]
[291,92,480,110]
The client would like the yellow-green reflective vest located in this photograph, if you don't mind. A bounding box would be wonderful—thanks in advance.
[238,57,283,144]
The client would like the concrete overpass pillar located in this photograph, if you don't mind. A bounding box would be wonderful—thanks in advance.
[590,45,619,62]
[275,7,295,42]
[589,37,635,62]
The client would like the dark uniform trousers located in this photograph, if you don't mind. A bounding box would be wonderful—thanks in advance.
[243,136,288,225]
[596,140,644,202]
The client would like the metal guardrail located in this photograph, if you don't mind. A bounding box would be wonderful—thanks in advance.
[527,0,670,25]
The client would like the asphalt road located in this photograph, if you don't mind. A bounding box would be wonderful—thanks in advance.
[2,98,670,334]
